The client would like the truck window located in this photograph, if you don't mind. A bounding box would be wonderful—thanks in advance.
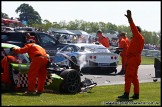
[37,33,57,47]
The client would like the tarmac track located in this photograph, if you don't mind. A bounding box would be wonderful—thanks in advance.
[81,65,161,86]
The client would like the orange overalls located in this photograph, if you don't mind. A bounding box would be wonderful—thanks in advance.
[13,43,49,93]
[125,20,144,94]
[1,55,18,84]
[97,33,110,48]
[118,38,128,71]
[123,36,130,46]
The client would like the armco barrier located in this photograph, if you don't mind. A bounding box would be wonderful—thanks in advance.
[141,49,161,57]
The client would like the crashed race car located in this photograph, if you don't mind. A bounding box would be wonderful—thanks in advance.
[55,43,123,74]
[1,43,97,94]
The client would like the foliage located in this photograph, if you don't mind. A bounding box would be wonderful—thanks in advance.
[15,3,42,26]
[1,12,9,19]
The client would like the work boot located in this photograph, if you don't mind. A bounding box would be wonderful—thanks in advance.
[130,94,139,99]
[36,91,42,95]
[117,70,125,75]
[36,90,43,95]
[118,92,129,99]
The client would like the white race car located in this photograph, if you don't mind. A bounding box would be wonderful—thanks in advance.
[56,43,120,74]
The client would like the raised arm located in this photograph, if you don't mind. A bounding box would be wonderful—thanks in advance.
[124,10,141,38]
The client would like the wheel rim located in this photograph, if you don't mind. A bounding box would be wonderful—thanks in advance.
[66,71,80,93]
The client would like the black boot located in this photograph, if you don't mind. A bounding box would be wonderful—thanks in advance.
[118,92,129,99]
[130,94,139,99]
[117,70,125,75]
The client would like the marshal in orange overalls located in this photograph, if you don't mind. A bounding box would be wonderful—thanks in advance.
[12,43,49,93]
[96,31,110,48]
[118,10,144,100]
[124,17,144,95]
[123,36,130,46]
[118,37,129,72]
[1,55,19,84]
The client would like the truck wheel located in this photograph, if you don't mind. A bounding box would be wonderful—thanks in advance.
[59,69,81,94]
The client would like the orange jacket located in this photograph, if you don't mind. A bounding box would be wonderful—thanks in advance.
[123,36,130,46]
[97,34,110,48]
[119,38,128,56]
[13,43,47,60]
[1,55,18,84]
[127,19,144,57]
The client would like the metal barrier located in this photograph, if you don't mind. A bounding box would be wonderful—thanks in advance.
[141,49,161,57]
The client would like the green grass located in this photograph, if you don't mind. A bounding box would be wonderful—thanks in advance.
[1,82,161,106]
[118,56,159,65]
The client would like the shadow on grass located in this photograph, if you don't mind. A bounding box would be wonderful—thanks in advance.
[2,91,42,96]
[116,98,134,102]
[82,72,118,76]
[2,89,94,97]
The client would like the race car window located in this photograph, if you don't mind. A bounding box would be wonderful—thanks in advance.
[84,46,110,53]
[67,47,74,52]
[1,35,8,41]
[62,45,78,52]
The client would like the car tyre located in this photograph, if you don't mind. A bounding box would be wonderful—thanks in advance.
[59,69,81,94]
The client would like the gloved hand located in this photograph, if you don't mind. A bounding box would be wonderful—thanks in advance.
[10,47,15,52]
[124,10,132,19]
[114,48,123,54]
[114,50,120,54]
[9,47,16,55]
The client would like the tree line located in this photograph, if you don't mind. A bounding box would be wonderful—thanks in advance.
[1,3,161,45]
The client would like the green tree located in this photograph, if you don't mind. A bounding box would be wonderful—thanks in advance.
[67,20,81,30]
[1,12,9,19]
[15,3,42,26]
[41,19,53,32]
[59,20,67,29]
[151,32,159,45]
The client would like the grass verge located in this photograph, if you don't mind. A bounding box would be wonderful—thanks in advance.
[118,56,158,65]
[1,82,160,106]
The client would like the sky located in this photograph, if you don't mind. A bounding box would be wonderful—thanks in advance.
[1,1,161,32]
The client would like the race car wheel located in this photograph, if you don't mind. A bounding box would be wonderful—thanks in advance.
[59,69,81,94]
